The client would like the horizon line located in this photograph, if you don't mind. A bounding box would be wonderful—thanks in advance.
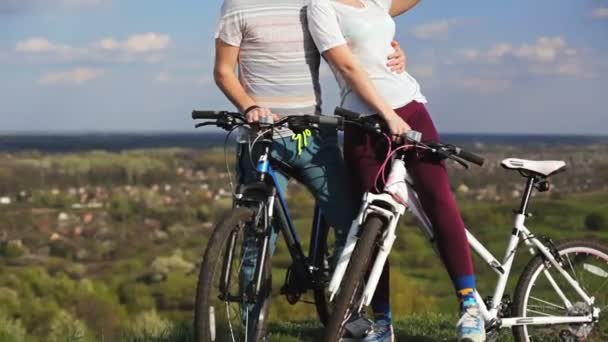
[0,130,607,138]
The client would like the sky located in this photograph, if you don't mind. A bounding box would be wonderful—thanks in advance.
[0,0,607,134]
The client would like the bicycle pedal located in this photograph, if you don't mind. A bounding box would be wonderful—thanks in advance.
[285,292,301,305]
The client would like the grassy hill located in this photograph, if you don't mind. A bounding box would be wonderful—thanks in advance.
[0,146,607,341]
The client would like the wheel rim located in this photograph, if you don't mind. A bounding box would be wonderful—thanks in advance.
[206,223,267,342]
[521,246,608,341]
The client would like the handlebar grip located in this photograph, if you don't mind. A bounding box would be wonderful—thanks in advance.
[334,107,361,120]
[455,148,485,166]
[192,110,223,120]
[317,115,343,127]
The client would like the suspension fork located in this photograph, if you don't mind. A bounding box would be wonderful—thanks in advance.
[328,192,405,302]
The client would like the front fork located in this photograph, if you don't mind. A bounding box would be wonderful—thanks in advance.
[328,192,406,307]
[251,195,275,300]
[224,192,275,304]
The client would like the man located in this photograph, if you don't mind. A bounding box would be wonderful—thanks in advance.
[214,0,406,339]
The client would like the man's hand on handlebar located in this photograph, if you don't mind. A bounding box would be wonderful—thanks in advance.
[245,106,281,123]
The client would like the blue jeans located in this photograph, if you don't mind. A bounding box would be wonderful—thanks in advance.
[236,129,358,320]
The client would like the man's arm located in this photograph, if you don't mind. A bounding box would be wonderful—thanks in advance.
[389,0,420,17]
[214,39,273,121]
[214,39,254,113]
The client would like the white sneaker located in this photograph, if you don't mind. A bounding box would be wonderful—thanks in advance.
[362,319,394,342]
[457,297,486,342]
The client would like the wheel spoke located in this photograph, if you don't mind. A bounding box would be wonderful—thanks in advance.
[519,243,608,341]
[593,276,608,296]
[565,253,580,285]
[225,301,238,342]
[526,308,554,317]
[529,296,566,310]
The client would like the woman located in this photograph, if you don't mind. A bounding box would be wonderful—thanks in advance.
[307,1,485,341]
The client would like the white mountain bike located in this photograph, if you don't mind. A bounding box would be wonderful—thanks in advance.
[323,108,608,342]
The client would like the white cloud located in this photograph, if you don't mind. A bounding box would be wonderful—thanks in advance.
[94,33,171,54]
[122,33,170,53]
[513,36,565,63]
[97,38,120,50]
[411,18,476,40]
[15,37,82,62]
[463,36,570,64]
[458,36,589,78]
[16,37,72,54]
[14,33,171,65]
[412,20,451,40]
[593,7,608,18]
[38,67,105,85]
[155,72,170,83]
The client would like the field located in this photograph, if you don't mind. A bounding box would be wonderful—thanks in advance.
[0,140,607,341]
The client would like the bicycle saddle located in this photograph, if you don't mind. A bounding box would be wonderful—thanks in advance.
[501,158,567,177]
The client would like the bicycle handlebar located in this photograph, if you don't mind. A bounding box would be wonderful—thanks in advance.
[191,110,344,132]
[453,147,485,166]
[191,108,485,167]
[334,106,485,167]
[192,110,227,120]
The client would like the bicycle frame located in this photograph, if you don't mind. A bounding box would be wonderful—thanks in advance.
[329,158,598,329]
[232,139,327,300]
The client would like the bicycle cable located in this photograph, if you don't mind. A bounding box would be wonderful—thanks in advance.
[248,127,273,172]
[223,124,244,195]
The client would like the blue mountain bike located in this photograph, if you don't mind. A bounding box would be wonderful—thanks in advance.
[192,110,344,342]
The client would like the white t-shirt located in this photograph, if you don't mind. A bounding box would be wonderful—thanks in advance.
[215,0,321,116]
[307,0,427,115]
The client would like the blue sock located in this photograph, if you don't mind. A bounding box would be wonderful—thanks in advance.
[455,275,477,309]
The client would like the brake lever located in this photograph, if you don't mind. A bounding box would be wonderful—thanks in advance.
[449,154,470,169]
[194,122,216,128]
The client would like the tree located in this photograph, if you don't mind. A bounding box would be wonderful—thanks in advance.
[584,212,606,231]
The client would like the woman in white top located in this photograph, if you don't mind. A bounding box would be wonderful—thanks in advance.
[307,1,485,341]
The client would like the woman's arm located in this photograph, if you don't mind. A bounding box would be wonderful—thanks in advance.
[323,46,410,136]
[389,0,420,17]
[307,0,409,137]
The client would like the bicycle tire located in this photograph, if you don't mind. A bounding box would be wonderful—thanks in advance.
[512,239,608,342]
[322,214,384,342]
[194,207,272,342]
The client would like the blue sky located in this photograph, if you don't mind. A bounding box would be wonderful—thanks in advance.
[1,0,607,134]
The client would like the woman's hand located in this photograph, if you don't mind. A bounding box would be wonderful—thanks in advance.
[385,112,411,141]
[387,41,406,73]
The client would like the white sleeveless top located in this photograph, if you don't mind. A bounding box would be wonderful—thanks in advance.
[307,0,427,115]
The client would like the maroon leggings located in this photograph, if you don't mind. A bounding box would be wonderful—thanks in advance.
[344,101,474,311]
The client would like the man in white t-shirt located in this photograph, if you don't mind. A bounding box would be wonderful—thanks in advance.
[213,0,407,339]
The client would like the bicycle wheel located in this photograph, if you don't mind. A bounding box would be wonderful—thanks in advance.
[512,239,608,341]
[322,214,384,342]
[194,207,272,342]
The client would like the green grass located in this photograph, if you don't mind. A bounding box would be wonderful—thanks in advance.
[113,315,515,342]
[35,315,510,342]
